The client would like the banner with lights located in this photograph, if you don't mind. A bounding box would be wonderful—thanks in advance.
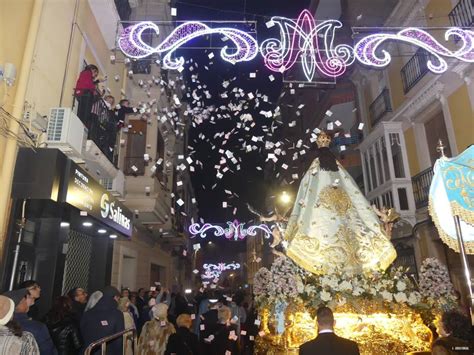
[118,9,474,82]
[189,220,272,240]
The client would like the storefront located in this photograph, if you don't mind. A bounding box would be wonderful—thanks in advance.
[0,148,133,318]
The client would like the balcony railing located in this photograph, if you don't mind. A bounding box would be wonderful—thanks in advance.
[401,48,435,93]
[412,167,434,209]
[449,0,474,28]
[369,88,392,127]
[75,94,116,164]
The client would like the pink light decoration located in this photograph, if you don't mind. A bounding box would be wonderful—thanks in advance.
[354,27,474,74]
[260,9,354,81]
[189,221,272,240]
[117,11,474,81]
[118,21,258,70]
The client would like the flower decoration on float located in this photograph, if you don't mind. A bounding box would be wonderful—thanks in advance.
[118,10,474,82]
[189,220,272,240]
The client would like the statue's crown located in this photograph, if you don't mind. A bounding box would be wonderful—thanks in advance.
[316,131,331,148]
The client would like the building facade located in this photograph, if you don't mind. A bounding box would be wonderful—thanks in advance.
[353,0,474,300]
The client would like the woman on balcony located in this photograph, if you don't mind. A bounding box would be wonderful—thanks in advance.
[74,64,100,129]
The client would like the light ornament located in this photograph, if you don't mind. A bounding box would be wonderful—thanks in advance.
[189,220,272,240]
[118,21,258,70]
[354,27,474,74]
[260,9,355,81]
[117,10,474,82]
[201,262,241,280]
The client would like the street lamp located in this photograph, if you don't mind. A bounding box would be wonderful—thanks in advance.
[279,191,291,204]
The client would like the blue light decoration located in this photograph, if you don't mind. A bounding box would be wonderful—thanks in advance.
[118,10,474,82]
[189,220,272,240]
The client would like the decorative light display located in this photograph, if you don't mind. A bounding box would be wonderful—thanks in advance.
[189,220,272,240]
[118,10,474,82]
[354,27,474,74]
[118,21,258,70]
[260,9,354,81]
[201,262,241,280]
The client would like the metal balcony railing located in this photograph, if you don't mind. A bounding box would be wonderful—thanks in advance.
[449,0,474,28]
[369,88,392,127]
[89,98,117,163]
[401,48,436,93]
[412,167,434,209]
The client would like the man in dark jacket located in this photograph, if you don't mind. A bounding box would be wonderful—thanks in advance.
[67,287,88,326]
[4,288,58,355]
[299,306,359,355]
[80,286,124,355]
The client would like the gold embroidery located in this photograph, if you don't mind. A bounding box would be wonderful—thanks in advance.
[318,186,352,216]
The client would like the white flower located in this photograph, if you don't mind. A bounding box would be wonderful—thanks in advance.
[396,281,407,292]
[320,290,332,302]
[339,280,352,291]
[381,290,393,302]
[352,286,364,296]
[337,296,347,306]
[408,292,420,305]
[394,292,408,303]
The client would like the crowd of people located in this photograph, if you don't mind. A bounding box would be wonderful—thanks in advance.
[0,280,261,355]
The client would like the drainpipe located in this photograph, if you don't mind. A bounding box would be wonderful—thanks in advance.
[0,0,44,260]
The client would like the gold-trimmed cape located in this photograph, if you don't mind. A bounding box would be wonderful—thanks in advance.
[284,159,396,274]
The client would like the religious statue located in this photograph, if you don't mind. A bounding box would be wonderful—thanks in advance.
[372,205,401,238]
[283,131,397,274]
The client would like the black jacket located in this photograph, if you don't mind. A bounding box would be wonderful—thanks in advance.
[165,326,201,355]
[207,323,240,355]
[47,316,82,355]
[80,296,124,355]
[299,332,360,355]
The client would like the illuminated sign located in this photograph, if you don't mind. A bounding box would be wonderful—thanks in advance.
[189,220,272,240]
[65,162,133,237]
[118,10,474,82]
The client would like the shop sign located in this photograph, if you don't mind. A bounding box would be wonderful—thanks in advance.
[65,163,133,237]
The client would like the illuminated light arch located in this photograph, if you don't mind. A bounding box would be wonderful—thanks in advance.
[118,21,258,70]
[189,220,272,240]
[353,27,474,74]
[117,11,474,81]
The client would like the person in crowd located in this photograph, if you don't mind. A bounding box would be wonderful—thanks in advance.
[128,293,139,327]
[299,306,359,355]
[136,288,147,313]
[74,64,100,127]
[0,294,40,354]
[118,298,134,355]
[200,298,220,343]
[138,303,175,355]
[432,310,473,354]
[121,289,130,299]
[4,288,57,355]
[137,297,154,336]
[208,306,240,355]
[19,280,41,321]
[84,291,102,313]
[104,95,115,110]
[156,285,172,306]
[45,296,82,355]
[115,99,137,129]
[67,287,88,326]
[80,286,124,355]
[165,313,200,355]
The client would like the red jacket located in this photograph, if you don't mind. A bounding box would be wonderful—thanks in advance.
[75,69,97,96]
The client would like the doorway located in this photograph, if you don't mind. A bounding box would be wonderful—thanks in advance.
[150,263,164,287]
[120,255,137,291]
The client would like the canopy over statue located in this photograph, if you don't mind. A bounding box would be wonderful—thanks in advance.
[284,132,397,274]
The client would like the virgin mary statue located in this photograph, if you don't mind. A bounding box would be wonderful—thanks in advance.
[284,132,397,274]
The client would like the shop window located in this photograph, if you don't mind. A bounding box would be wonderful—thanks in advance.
[390,133,406,178]
[424,111,452,164]
[125,119,147,176]
[398,188,409,210]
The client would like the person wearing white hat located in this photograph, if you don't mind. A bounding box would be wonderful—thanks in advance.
[137,303,175,355]
[0,295,40,354]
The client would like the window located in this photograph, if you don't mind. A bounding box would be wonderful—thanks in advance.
[364,152,372,191]
[124,119,147,176]
[369,147,378,189]
[424,111,452,164]
[381,136,391,180]
[390,133,406,178]
[398,188,409,210]
[156,129,166,182]
[375,140,385,184]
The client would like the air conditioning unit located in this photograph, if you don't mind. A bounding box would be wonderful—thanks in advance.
[46,108,87,162]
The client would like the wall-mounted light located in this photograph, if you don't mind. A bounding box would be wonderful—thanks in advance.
[98,229,107,234]
[60,222,70,227]
[109,234,118,239]
[82,222,93,227]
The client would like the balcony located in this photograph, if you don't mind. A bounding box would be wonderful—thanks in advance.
[412,167,434,209]
[369,88,392,127]
[401,48,435,93]
[449,0,474,28]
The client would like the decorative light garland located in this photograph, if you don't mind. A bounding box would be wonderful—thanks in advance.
[189,220,272,240]
[118,10,474,82]
[201,262,241,280]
